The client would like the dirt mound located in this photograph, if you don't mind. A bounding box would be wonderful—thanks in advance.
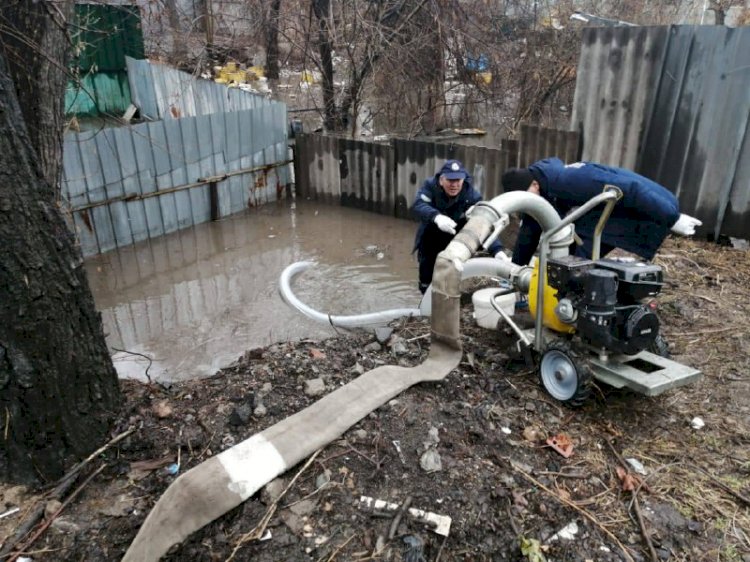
[2,238,749,561]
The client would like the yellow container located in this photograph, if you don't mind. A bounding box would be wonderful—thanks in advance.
[247,65,265,80]
[528,261,575,334]
[229,70,248,84]
[476,71,493,85]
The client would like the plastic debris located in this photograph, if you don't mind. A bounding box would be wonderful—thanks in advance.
[0,507,20,519]
[690,417,705,429]
[166,463,180,475]
[359,495,452,536]
[402,535,427,562]
[625,457,647,475]
[548,521,579,541]
[392,440,407,464]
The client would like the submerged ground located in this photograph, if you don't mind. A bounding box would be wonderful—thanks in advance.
[1,236,749,561]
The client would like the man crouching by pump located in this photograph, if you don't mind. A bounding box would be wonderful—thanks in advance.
[412,159,508,294]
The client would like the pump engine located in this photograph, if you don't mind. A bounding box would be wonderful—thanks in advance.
[545,255,663,355]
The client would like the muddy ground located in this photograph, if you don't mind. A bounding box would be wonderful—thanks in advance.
[1,237,749,562]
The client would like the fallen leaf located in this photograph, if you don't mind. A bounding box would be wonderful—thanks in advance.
[152,400,173,419]
[309,348,326,360]
[512,489,529,507]
[519,536,547,562]
[523,426,542,442]
[615,466,649,492]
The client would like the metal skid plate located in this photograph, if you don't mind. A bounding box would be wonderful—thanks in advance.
[587,351,702,396]
[521,329,702,397]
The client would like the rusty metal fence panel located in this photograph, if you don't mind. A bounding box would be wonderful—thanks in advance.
[62,103,290,257]
[572,25,750,239]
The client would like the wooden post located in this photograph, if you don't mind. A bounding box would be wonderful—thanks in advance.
[209,181,219,220]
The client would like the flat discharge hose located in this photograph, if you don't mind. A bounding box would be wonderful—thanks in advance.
[122,192,559,561]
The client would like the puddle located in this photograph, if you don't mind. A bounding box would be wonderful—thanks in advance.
[85,199,421,382]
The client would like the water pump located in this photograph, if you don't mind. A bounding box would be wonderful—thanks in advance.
[546,255,663,355]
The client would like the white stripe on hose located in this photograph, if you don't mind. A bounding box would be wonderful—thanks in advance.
[217,433,286,500]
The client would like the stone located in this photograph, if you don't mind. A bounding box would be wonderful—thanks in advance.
[228,403,253,426]
[374,327,393,343]
[419,448,442,472]
[304,378,326,396]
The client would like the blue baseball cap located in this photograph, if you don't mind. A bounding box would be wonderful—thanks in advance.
[439,159,467,180]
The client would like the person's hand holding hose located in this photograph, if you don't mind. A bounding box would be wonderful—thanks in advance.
[434,214,457,235]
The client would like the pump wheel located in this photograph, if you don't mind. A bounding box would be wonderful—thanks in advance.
[648,334,671,358]
[538,341,593,407]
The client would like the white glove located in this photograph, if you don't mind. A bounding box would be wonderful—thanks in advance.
[494,251,512,263]
[671,214,702,236]
[434,214,457,235]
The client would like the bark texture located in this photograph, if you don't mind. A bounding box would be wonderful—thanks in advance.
[0,0,73,197]
[0,2,120,484]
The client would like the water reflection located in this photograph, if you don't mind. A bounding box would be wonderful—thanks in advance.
[85,199,420,382]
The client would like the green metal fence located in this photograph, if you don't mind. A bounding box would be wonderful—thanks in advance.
[65,3,145,118]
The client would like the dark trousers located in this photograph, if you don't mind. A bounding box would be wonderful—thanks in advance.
[417,228,455,293]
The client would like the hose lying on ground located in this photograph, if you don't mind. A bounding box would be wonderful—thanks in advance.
[122,192,563,561]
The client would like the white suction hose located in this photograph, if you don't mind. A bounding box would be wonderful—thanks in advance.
[279,261,422,328]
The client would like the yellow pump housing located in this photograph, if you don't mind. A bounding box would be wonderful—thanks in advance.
[528,260,575,334]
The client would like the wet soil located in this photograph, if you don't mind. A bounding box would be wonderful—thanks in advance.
[2,237,749,562]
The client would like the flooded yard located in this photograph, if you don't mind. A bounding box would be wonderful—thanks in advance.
[85,199,420,382]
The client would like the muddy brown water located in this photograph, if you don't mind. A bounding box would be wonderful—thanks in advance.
[84,199,421,383]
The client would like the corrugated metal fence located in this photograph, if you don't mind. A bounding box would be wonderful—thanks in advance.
[294,126,579,218]
[126,57,272,121]
[572,25,750,239]
[65,5,145,117]
[63,104,290,257]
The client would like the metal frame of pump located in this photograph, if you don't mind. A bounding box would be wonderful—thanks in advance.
[531,185,622,353]
[486,185,622,352]
[479,185,701,404]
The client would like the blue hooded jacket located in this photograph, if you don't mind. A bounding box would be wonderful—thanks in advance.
[411,174,502,255]
[513,158,680,264]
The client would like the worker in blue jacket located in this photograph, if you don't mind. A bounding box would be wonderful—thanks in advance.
[501,158,702,265]
[412,159,506,293]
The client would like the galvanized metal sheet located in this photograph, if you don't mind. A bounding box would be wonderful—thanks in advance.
[112,127,149,244]
[572,26,669,169]
[126,57,272,121]
[573,25,750,239]
[63,101,290,257]
[297,130,576,220]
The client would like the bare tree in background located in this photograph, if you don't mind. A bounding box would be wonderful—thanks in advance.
[309,0,434,133]
[266,0,283,78]
[707,0,746,24]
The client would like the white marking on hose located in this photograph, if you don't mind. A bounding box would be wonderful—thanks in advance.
[218,434,286,499]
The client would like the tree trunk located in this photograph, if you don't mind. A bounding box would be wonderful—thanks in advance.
[265,0,283,79]
[163,0,189,66]
[0,0,73,198]
[0,3,121,485]
[312,0,340,131]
